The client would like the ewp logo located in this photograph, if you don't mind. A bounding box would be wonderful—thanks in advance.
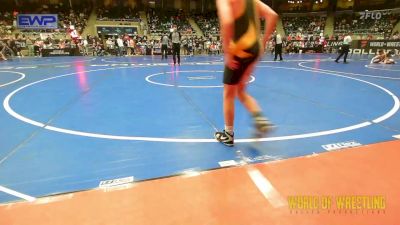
[17,14,58,29]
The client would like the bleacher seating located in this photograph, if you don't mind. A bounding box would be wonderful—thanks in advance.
[334,12,400,38]
[0,10,14,35]
[97,6,140,22]
[147,9,195,36]
[192,12,219,37]
[282,15,326,37]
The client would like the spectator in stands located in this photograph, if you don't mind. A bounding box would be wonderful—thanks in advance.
[105,37,115,55]
[182,36,188,55]
[6,37,17,56]
[188,38,193,56]
[97,5,140,22]
[0,41,8,60]
[117,36,125,56]
[25,36,33,56]
[33,39,42,56]
[147,9,195,37]
[82,37,89,56]
[392,31,399,40]
[282,15,326,38]
[205,39,211,55]
[127,37,135,56]
[334,12,399,39]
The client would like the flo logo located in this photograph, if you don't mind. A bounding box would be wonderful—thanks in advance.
[360,11,382,20]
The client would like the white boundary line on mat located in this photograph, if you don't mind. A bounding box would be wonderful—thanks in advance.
[0,71,25,88]
[298,62,400,80]
[2,65,399,142]
[365,64,400,72]
[0,185,36,202]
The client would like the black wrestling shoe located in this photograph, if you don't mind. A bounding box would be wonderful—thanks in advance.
[214,130,234,147]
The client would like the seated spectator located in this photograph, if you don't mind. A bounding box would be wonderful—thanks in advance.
[282,15,326,38]
[147,9,195,36]
[192,12,220,37]
[392,31,399,40]
[334,12,400,38]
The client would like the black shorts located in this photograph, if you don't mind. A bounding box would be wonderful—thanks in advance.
[341,44,350,53]
[223,55,258,85]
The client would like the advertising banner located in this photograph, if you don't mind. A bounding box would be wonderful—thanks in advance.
[17,14,58,29]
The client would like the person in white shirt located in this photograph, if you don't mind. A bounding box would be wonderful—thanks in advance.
[335,32,352,63]
[106,38,114,52]
[117,36,124,56]
[161,33,169,60]
[274,32,283,61]
[82,38,89,56]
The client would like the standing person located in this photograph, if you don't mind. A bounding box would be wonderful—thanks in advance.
[182,36,188,55]
[274,32,283,61]
[26,36,34,56]
[7,37,17,57]
[188,38,193,56]
[170,27,181,65]
[82,37,89,56]
[335,32,352,63]
[106,37,114,55]
[117,36,125,56]
[0,41,8,61]
[161,33,169,60]
[128,37,135,56]
[33,39,41,56]
[214,0,278,146]
[205,39,210,55]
